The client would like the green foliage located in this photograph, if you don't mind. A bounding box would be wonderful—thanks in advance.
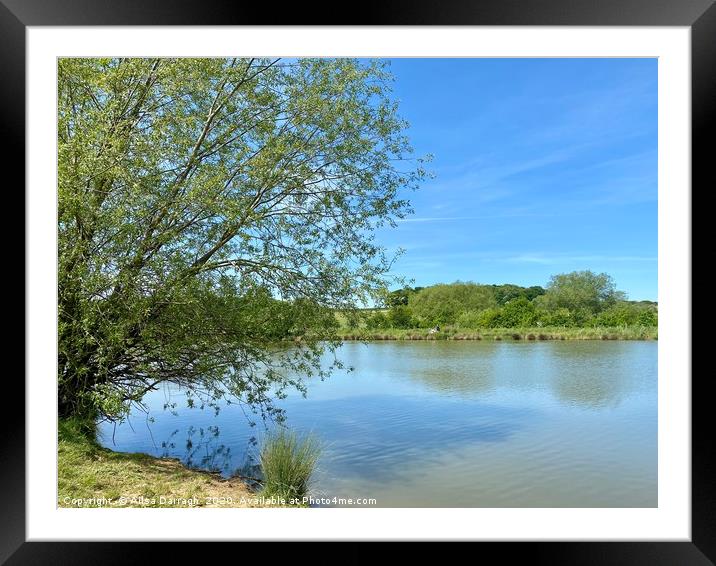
[541,307,573,327]
[364,306,415,329]
[525,286,548,301]
[594,302,658,327]
[475,308,504,328]
[456,310,487,328]
[491,284,546,305]
[59,416,98,446]
[58,57,428,420]
[341,310,362,330]
[385,286,423,307]
[369,275,656,332]
[365,311,389,329]
[637,308,658,326]
[409,282,497,326]
[498,297,538,327]
[539,271,624,315]
[259,429,321,501]
[457,298,540,328]
[387,305,415,328]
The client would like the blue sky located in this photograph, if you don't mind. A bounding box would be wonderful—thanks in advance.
[375,58,657,301]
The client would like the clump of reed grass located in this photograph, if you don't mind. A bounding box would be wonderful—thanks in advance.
[260,429,321,501]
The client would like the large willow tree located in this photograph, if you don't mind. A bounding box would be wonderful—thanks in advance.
[58,58,427,422]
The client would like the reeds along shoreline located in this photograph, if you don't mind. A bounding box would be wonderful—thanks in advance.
[334,327,657,341]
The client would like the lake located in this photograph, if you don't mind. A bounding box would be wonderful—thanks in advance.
[96,341,657,507]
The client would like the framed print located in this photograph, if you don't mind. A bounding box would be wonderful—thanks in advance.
[9,0,711,563]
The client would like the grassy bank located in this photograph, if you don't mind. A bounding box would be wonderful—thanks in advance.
[59,419,321,508]
[58,418,260,508]
[336,326,657,341]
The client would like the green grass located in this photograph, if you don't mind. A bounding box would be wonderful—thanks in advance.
[335,325,657,341]
[259,429,321,503]
[58,417,257,507]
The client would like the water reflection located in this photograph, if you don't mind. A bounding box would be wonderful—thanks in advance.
[551,371,625,408]
[285,394,536,483]
[97,341,657,507]
[391,341,654,409]
[409,357,496,396]
[156,425,233,473]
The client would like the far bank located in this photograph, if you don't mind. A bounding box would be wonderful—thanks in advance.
[335,326,657,341]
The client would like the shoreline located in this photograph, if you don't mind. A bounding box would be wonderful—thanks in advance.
[335,327,657,341]
[58,419,263,508]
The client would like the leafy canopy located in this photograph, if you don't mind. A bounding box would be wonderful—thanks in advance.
[408,282,497,326]
[538,270,625,315]
[58,57,428,421]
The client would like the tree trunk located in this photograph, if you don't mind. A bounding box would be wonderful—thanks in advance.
[58,374,89,419]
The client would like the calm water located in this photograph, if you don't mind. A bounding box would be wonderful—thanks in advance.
[97,341,657,507]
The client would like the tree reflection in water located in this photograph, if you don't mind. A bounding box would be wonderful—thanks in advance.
[158,425,259,477]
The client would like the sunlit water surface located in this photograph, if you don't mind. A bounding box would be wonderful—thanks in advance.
[97,341,657,507]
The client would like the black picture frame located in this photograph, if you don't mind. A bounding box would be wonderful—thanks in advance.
[8,0,710,562]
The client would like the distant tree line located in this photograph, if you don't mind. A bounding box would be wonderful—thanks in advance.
[364,271,657,330]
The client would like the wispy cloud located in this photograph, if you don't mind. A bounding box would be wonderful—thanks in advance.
[501,253,657,265]
[396,260,446,270]
[430,147,578,196]
[394,250,657,264]
[397,213,556,223]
